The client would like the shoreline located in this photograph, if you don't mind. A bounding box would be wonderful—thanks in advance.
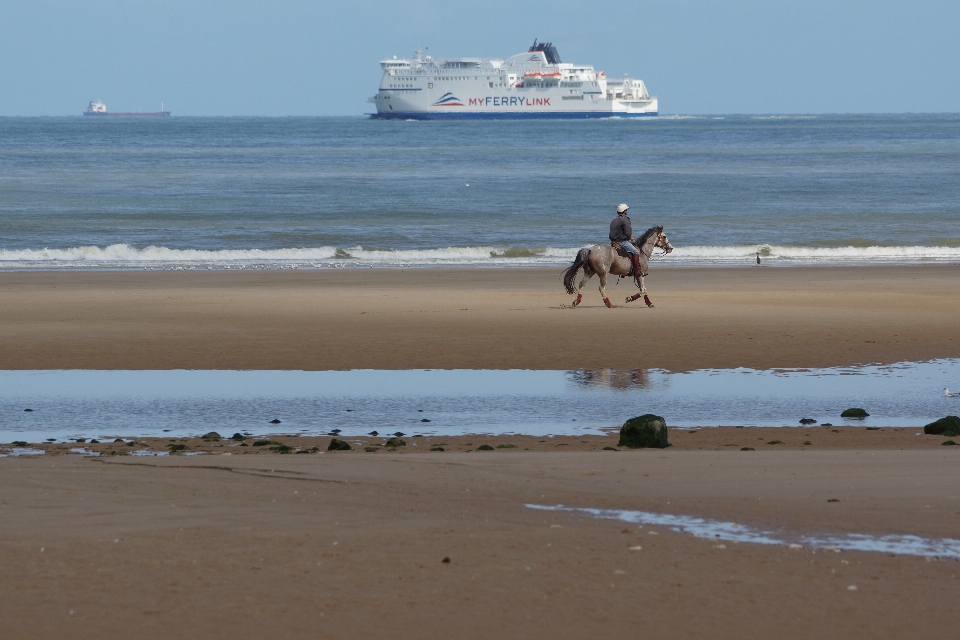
[4,426,958,453]
[1,259,958,273]
[2,264,959,371]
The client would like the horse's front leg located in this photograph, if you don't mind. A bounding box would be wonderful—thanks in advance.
[624,277,654,307]
[599,272,614,308]
[641,276,654,307]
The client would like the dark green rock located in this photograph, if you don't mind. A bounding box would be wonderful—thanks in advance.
[364,446,379,453]
[12,441,29,447]
[270,443,294,454]
[799,418,817,425]
[252,440,274,447]
[602,446,619,451]
[841,408,869,418]
[477,444,494,451]
[167,444,187,451]
[496,444,517,449]
[941,440,957,446]
[269,419,281,424]
[328,439,352,451]
[766,440,784,445]
[865,427,880,431]
[430,446,445,452]
[740,447,755,451]
[385,437,406,448]
[924,416,960,437]
[617,414,670,449]
[201,431,221,440]
[230,433,246,441]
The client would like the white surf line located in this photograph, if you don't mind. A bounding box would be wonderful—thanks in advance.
[526,504,960,560]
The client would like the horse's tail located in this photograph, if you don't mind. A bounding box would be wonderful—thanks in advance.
[563,248,591,294]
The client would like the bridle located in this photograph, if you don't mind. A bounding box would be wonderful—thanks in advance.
[648,231,673,261]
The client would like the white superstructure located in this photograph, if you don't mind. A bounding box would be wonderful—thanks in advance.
[369,41,657,119]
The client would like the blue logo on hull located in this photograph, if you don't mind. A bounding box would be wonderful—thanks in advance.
[432,92,464,107]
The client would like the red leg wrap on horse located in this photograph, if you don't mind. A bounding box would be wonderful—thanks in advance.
[574,293,582,306]
[604,298,613,308]
[644,295,654,307]
[628,293,642,302]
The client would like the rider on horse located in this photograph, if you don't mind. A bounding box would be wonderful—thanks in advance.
[609,203,642,286]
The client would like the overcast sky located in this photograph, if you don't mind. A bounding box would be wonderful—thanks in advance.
[1,0,957,116]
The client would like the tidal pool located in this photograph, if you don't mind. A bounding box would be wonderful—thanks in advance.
[527,504,960,560]
[1,360,959,441]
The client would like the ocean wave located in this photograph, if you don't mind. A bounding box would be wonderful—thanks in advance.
[0,243,958,270]
[664,244,960,264]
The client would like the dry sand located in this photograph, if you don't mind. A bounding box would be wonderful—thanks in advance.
[1,264,958,370]
[2,265,960,638]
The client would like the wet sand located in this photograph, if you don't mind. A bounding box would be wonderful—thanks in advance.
[1,264,959,370]
[1,449,958,639]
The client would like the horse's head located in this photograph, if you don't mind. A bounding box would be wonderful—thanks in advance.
[654,227,673,254]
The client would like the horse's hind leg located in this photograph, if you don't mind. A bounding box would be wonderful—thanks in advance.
[573,272,592,307]
[599,272,614,308]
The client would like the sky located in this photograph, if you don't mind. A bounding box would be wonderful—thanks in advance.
[1,0,957,116]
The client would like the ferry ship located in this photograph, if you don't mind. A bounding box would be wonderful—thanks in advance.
[83,101,171,117]
[369,41,657,119]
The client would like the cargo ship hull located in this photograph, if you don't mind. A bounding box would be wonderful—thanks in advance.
[83,111,171,117]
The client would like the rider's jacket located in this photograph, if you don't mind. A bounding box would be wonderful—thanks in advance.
[609,215,633,244]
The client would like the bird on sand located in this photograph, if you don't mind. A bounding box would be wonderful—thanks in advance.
[944,387,960,397]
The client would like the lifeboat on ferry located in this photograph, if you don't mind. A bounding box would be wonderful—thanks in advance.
[523,70,562,82]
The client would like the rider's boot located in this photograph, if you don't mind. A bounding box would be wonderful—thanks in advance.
[630,253,642,287]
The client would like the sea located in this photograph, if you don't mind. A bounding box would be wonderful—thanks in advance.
[1,114,959,270]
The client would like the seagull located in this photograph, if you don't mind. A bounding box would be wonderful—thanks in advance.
[945,388,960,397]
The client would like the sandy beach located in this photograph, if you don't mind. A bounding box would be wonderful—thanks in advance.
[1,264,959,371]
[2,265,960,639]
[2,447,958,639]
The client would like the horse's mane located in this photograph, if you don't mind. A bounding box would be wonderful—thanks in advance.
[635,225,664,246]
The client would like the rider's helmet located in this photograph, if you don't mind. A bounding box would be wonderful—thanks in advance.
[616,203,629,214]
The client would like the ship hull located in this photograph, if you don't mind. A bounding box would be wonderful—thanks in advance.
[371,110,657,120]
[83,112,171,117]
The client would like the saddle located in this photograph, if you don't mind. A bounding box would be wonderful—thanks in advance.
[611,242,636,276]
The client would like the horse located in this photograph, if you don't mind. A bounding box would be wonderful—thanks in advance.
[562,226,673,308]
